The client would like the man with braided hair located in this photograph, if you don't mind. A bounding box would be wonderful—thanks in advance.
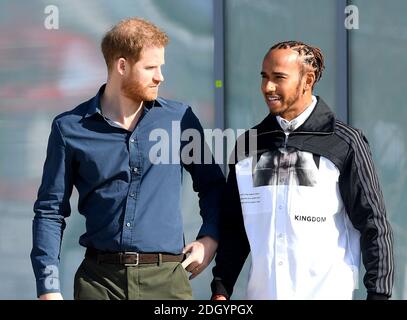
[211,41,394,300]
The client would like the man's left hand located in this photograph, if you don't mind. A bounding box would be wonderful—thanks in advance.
[181,236,218,280]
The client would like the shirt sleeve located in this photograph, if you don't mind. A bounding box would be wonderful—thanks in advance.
[180,107,225,241]
[339,131,394,298]
[211,162,250,298]
[30,119,74,297]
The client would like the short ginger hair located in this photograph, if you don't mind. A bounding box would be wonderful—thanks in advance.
[101,17,169,70]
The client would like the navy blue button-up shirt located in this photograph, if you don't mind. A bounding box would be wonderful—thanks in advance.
[31,85,225,296]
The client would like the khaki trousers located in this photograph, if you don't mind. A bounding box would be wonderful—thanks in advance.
[74,257,193,300]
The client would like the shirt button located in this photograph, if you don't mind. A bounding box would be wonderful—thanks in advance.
[126,222,131,227]
[131,167,138,173]
[278,233,284,239]
[278,261,283,266]
[278,205,283,210]
[130,193,135,198]
[130,138,135,143]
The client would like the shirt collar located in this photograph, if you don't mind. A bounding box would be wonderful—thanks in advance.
[84,84,163,118]
[276,95,317,132]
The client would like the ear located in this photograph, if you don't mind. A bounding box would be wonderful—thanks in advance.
[303,71,315,92]
[115,57,127,76]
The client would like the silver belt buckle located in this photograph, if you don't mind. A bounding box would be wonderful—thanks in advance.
[123,252,139,266]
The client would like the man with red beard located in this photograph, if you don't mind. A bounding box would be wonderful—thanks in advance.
[31,18,225,300]
[211,41,394,300]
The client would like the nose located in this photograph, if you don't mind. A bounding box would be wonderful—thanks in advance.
[153,67,164,83]
[263,80,276,92]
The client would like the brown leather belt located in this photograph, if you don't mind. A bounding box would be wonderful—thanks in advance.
[86,248,185,266]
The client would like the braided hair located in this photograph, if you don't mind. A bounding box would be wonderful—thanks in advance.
[268,41,325,88]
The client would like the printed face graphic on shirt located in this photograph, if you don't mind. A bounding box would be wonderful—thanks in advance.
[252,147,319,187]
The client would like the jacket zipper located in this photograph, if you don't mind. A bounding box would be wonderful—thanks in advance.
[284,132,289,148]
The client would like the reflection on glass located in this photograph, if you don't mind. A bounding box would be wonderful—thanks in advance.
[350,0,407,300]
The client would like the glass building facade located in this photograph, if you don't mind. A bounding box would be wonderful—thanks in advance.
[0,0,405,299]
